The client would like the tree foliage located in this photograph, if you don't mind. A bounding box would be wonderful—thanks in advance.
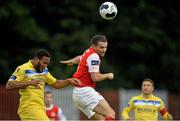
[0,0,180,93]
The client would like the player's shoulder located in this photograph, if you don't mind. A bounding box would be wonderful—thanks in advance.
[152,95,163,101]
[53,105,60,109]
[12,63,27,74]
[53,105,63,111]
[14,62,26,70]
[89,53,100,59]
[130,95,141,100]
[18,61,30,69]
[133,95,142,99]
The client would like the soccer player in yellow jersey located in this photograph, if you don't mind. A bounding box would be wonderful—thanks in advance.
[122,78,173,121]
[6,49,81,121]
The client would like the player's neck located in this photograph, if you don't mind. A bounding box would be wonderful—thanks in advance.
[30,59,36,68]
[142,93,153,99]
[46,104,54,110]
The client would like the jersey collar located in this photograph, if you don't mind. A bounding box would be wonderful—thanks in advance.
[89,47,95,52]
[29,60,34,68]
[141,94,154,99]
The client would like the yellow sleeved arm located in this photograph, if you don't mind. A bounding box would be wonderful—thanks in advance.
[122,107,131,120]
[46,72,57,85]
[159,99,173,121]
[9,66,25,82]
[122,98,134,120]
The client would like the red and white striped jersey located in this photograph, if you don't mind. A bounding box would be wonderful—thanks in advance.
[46,104,66,121]
[73,47,101,88]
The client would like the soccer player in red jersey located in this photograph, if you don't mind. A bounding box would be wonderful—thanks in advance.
[60,35,115,120]
[45,91,67,121]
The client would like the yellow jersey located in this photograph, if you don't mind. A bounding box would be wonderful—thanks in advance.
[9,60,56,120]
[122,94,169,121]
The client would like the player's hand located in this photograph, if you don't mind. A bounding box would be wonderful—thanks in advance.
[67,78,82,86]
[107,73,114,80]
[60,60,73,66]
[167,113,173,121]
[28,79,43,89]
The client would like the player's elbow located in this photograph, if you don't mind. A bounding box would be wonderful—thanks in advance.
[90,72,102,82]
[51,81,69,89]
[51,83,61,89]
[91,76,99,82]
[6,81,17,90]
[6,81,13,90]
[75,55,81,64]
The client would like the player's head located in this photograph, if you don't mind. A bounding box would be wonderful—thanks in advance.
[91,35,108,57]
[45,91,54,107]
[32,49,51,72]
[141,78,154,95]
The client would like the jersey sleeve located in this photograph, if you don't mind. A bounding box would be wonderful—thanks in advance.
[86,53,100,72]
[159,98,169,119]
[45,72,57,85]
[9,66,25,82]
[159,98,165,111]
[122,97,134,120]
[58,107,67,121]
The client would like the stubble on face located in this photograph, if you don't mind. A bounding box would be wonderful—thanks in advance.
[34,57,50,73]
[142,81,154,95]
[94,42,108,57]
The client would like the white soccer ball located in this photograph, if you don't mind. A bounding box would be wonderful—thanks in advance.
[99,1,118,20]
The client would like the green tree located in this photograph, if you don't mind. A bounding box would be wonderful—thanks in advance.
[0,0,180,93]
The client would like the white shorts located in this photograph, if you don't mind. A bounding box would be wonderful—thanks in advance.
[72,87,104,119]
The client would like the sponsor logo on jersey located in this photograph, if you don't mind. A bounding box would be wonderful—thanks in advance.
[134,100,160,107]
[91,60,99,65]
[25,68,49,76]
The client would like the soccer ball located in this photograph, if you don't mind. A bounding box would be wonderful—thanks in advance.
[99,1,118,20]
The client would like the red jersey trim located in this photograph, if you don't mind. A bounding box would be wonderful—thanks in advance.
[160,107,167,115]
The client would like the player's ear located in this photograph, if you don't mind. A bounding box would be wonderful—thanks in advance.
[91,44,95,47]
[92,44,98,49]
[152,86,154,92]
[33,56,38,60]
[91,44,95,49]
[33,57,40,63]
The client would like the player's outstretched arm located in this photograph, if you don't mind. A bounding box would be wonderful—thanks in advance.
[122,97,135,121]
[160,103,173,121]
[6,79,43,90]
[51,78,82,89]
[60,55,81,66]
[90,72,114,82]
[122,107,133,121]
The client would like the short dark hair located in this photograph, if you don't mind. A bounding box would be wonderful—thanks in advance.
[142,78,154,87]
[91,34,107,45]
[33,49,50,59]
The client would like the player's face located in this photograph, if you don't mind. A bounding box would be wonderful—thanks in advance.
[142,81,154,95]
[93,41,108,57]
[45,93,53,106]
[35,56,50,72]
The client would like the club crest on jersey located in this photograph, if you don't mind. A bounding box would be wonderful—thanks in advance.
[91,60,99,65]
